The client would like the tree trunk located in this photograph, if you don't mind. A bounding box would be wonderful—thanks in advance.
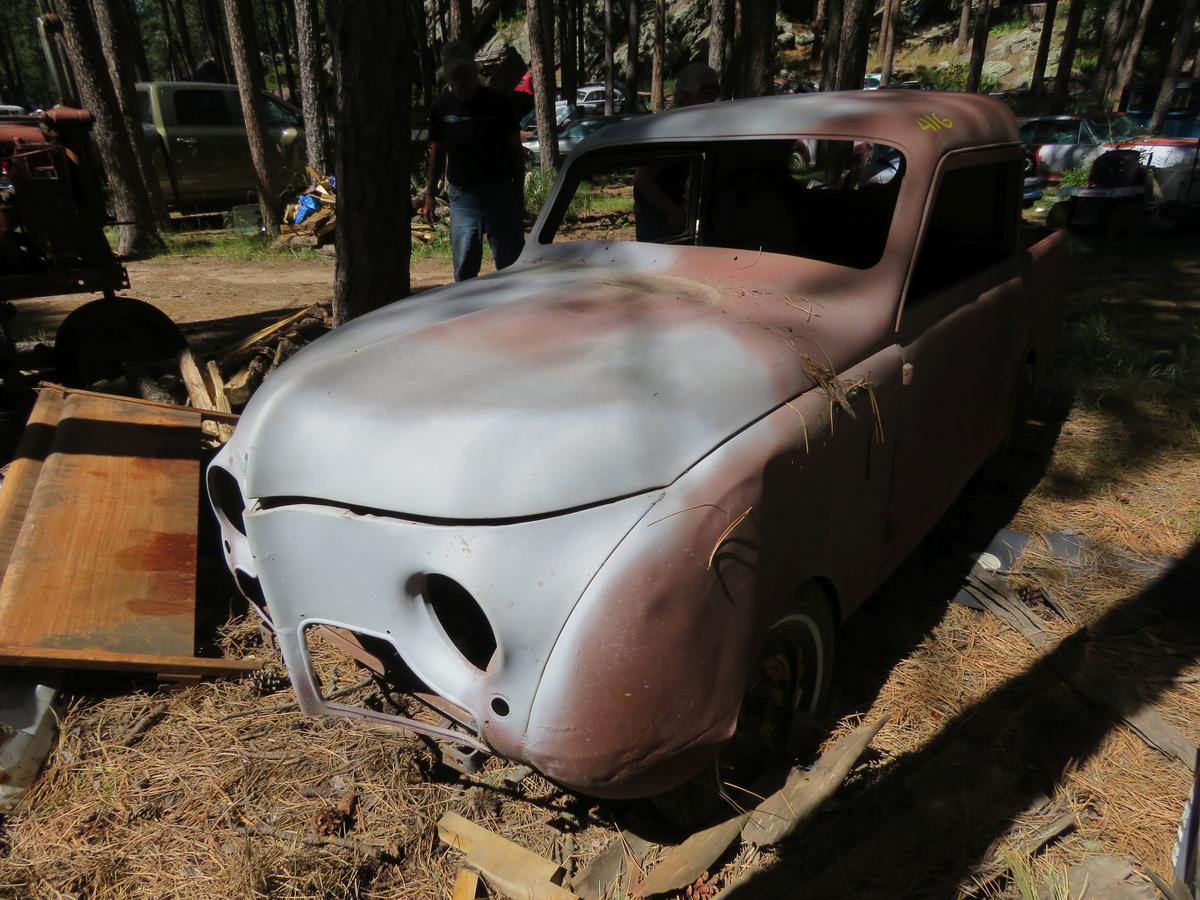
[256,0,285,94]
[93,0,171,226]
[708,0,730,95]
[201,0,233,80]
[449,0,473,41]
[651,0,665,109]
[811,0,827,72]
[120,0,152,82]
[576,0,585,84]
[1093,0,1128,97]
[879,0,900,85]
[527,0,559,170]
[627,0,639,105]
[1030,0,1058,97]
[224,0,280,238]
[1050,0,1084,111]
[604,0,614,113]
[271,0,297,100]
[1149,0,1197,130]
[835,0,870,90]
[156,0,181,79]
[1110,0,1156,109]
[877,0,892,62]
[730,0,777,97]
[173,0,198,77]
[55,0,163,256]
[957,0,971,54]
[411,0,435,107]
[326,0,410,324]
[966,0,991,91]
[561,0,577,100]
[294,0,329,172]
[820,0,843,90]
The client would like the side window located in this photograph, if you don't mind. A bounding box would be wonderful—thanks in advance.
[137,91,153,125]
[908,158,1020,302]
[174,89,234,127]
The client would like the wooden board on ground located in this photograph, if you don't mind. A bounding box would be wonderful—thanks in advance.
[0,385,256,677]
[437,811,578,900]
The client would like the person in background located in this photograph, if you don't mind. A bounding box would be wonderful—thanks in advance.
[633,63,720,241]
[422,41,526,281]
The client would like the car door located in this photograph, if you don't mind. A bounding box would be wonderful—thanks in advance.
[136,86,175,204]
[884,150,1027,562]
[261,93,307,189]
[165,85,253,207]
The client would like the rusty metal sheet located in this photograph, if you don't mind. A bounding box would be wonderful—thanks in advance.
[0,386,253,675]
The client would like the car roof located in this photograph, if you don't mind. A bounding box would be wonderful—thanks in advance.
[578,90,1020,160]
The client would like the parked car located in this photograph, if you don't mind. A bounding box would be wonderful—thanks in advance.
[1019,112,1148,179]
[518,101,588,141]
[135,81,307,211]
[0,105,25,117]
[522,113,642,162]
[1121,77,1199,138]
[576,82,625,114]
[209,91,1064,803]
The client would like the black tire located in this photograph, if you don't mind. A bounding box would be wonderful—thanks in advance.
[650,584,836,829]
[54,297,187,387]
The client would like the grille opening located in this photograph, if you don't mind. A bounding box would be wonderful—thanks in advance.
[422,575,497,672]
[208,466,246,535]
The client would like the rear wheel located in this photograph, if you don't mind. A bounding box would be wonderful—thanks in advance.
[650,585,836,829]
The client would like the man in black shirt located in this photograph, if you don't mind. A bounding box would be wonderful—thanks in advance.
[421,41,526,281]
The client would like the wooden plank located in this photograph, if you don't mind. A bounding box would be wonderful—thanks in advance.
[0,386,65,587]
[37,382,241,425]
[570,830,651,900]
[204,361,235,443]
[178,348,215,411]
[451,868,480,900]
[0,644,257,675]
[438,812,577,900]
[0,392,203,667]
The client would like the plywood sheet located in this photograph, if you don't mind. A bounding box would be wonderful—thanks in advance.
[0,388,253,674]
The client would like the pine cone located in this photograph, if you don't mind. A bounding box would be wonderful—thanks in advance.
[248,668,291,696]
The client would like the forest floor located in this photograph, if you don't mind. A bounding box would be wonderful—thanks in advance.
[0,228,1197,898]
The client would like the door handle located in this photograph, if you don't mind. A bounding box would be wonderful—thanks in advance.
[902,362,914,385]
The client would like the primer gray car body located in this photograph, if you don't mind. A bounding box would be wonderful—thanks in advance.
[209,91,1065,798]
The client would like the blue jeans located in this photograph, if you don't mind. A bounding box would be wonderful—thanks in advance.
[448,181,525,281]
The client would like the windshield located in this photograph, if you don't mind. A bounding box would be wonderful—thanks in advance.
[1084,116,1149,142]
[540,137,905,270]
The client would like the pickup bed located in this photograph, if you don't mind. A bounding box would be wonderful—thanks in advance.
[135,81,306,211]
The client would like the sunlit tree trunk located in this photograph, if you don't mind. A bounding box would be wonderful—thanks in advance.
[709,0,731,95]
[1093,0,1128,99]
[294,0,328,172]
[326,0,410,323]
[820,0,843,90]
[604,0,614,113]
[527,0,559,170]
[835,0,870,90]
[879,0,901,85]
[450,0,473,41]
[966,0,991,91]
[56,0,164,256]
[730,0,776,97]
[627,0,639,106]
[224,0,280,238]
[1110,0,1156,110]
[957,0,971,53]
[1030,0,1057,98]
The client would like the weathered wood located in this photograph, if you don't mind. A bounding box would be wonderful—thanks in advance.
[0,388,64,590]
[179,347,215,410]
[452,868,480,900]
[438,812,578,900]
[218,304,323,372]
[0,390,254,677]
[204,361,235,442]
[741,715,890,847]
[570,830,651,900]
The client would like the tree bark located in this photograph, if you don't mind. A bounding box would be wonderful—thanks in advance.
[294,0,328,172]
[93,0,171,226]
[449,0,473,41]
[627,0,639,105]
[326,0,410,324]
[820,0,843,90]
[1030,0,1058,97]
[527,0,559,170]
[835,0,871,90]
[201,0,233,80]
[576,0,585,84]
[811,0,827,72]
[155,0,181,79]
[256,0,285,94]
[604,0,614,113]
[957,0,971,54]
[173,0,198,77]
[224,0,280,238]
[877,0,892,62]
[1050,0,1085,111]
[1093,0,1128,98]
[966,0,991,92]
[1110,0,1156,109]
[271,0,297,100]
[410,0,435,107]
[55,0,163,256]
[120,0,152,82]
[561,0,577,100]
[708,0,730,95]
[879,0,900,85]
[730,0,777,97]
[651,0,665,109]
[1149,0,1197,130]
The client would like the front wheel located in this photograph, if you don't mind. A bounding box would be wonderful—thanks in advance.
[650,585,836,829]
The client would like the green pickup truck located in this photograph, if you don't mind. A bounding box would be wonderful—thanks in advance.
[136,81,307,211]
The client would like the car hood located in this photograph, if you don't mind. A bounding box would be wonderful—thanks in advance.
[232,253,873,519]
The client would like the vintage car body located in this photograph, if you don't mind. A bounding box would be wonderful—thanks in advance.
[210,91,1065,799]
